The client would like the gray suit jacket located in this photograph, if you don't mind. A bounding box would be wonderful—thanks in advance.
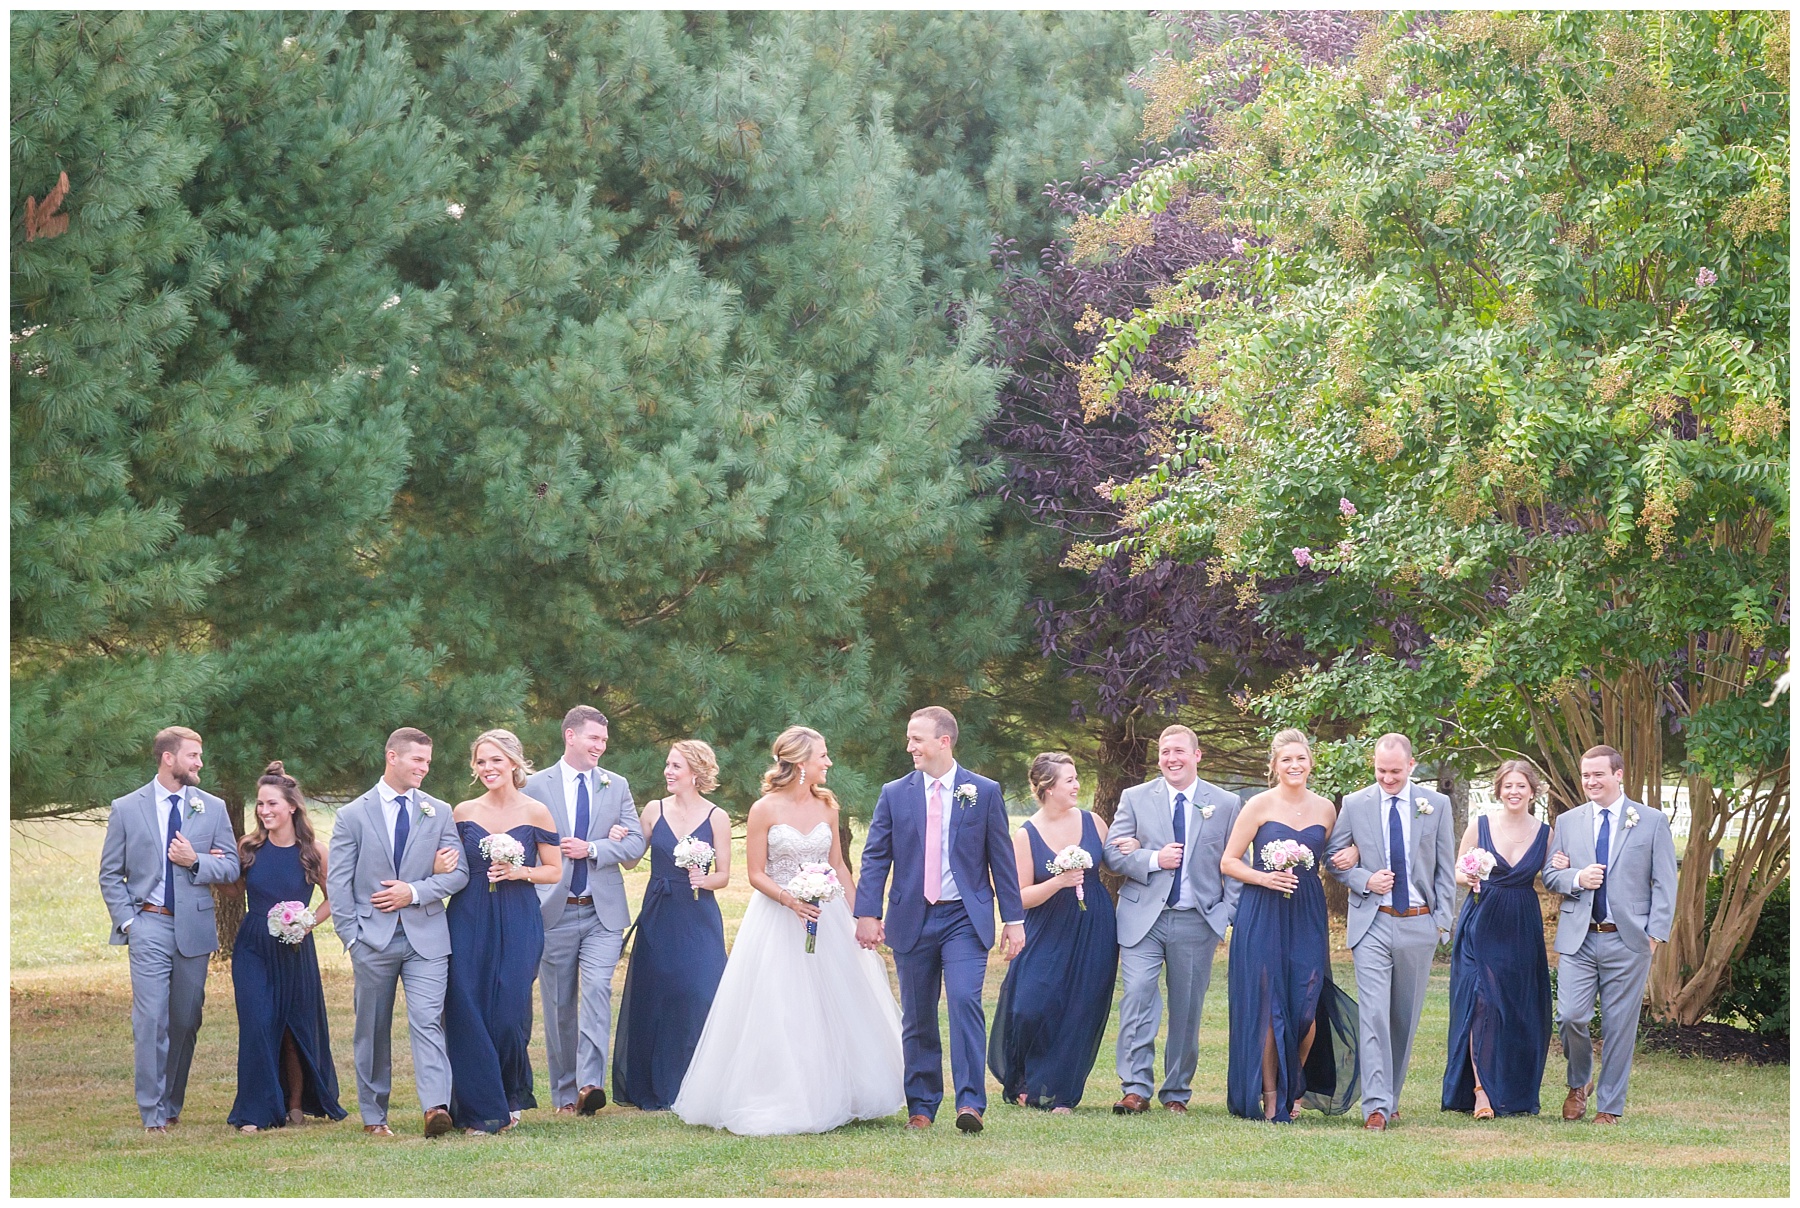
[1542,798,1677,957]
[525,764,645,932]
[325,786,468,960]
[1104,776,1243,948]
[98,783,242,958]
[1326,781,1457,947]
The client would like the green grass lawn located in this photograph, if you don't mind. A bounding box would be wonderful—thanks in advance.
[11,816,1788,1196]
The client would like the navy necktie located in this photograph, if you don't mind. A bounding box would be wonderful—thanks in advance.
[165,793,183,908]
[1167,791,1187,907]
[1387,794,1411,913]
[571,773,590,897]
[1593,807,1612,924]
[393,795,410,873]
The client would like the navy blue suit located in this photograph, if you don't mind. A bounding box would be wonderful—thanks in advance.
[855,767,1024,1119]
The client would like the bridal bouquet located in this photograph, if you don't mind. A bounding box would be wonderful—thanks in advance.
[1459,848,1497,896]
[785,862,841,954]
[1045,844,1094,909]
[266,900,315,944]
[1259,839,1315,898]
[480,832,527,892]
[672,835,716,900]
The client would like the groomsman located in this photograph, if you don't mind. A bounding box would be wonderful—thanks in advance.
[97,726,241,1131]
[856,707,1025,1133]
[1325,733,1455,1131]
[327,727,468,1137]
[527,705,645,1115]
[1543,745,1676,1124]
[1102,725,1242,1114]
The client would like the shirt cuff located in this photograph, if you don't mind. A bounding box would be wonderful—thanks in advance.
[406,883,422,906]
[120,917,133,932]
[1001,919,1024,928]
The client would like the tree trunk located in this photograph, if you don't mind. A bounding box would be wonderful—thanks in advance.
[211,793,248,963]
[1439,763,1471,842]
[1092,712,1145,901]
[839,810,856,878]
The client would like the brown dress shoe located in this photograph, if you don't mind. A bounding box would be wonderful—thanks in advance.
[1163,1100,1188,1114]
[1113,1093,1151,1114]
[423,1107,453,1137]
[1364,1110,1387,1131]
[577,1085,606,1115]
[906,1114,932,1129]
[955,1108,983,1133]
[1562,1084,1589,1122]
[1594,1112,1621,1125]
[364,1123,394,1137]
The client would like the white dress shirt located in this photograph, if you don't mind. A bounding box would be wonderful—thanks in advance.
[1591,794,1622,924]
[374,779,427,908]
[1376,782,1415,910]
[1164,778,1201,911]
[559,760,600,854]
[923,765,962,903]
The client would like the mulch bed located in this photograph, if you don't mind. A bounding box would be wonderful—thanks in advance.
[1639,1020,1788,1065]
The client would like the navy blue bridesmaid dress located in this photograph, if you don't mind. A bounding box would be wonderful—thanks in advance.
[1442,815,1552,1116]
[445,821,557,1133]
[613,812,728,1110]
[1226,820,1360,1122]
[988,811,1119,1109]
[227,840,347,1128]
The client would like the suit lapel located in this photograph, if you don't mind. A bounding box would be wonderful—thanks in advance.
[366,790,397,873]
[546,770,572,838]
[138,785,164,852]
[1606,797,1639,864]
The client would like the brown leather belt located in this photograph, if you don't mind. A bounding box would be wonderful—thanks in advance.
[567,895,594,906]
[1589,922,1619,933]
[1379,905,1431,918]
[139,904,174,916]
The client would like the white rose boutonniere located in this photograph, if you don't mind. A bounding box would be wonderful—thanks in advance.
[1200,801,1216,820]
[187,793,205,816]
[418,800,436,818]
[599,772,612,788]
[1624,807,1639,829]
[1414,795,1433,817]
[953,784,978,810]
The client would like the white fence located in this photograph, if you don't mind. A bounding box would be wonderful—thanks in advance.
[1468,779,1694,838]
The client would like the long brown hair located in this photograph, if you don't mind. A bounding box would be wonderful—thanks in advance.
[239,761,324,887]
[761,726,842,813]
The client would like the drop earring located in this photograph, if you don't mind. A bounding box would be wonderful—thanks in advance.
[799,768,807,785]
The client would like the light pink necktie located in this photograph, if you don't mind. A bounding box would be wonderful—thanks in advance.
[924,781,944,904]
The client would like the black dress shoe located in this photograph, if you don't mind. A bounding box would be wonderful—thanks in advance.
[577,1085,606,1115]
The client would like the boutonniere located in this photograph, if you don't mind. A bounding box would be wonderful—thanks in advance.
[953,784,978,810]
[187,793,205,816]
[598,772,611,788]
[1414,795,1433,817]
[1624,807,1639,829]
[1200,802,1216,820]
[418,800,436,818]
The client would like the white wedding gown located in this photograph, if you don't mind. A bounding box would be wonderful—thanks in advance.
[672,821,906,1135]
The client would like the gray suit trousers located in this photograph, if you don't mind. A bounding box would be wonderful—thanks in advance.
[127,911,209,1126]
[1115,908,1220,1104]
[1558,928,1652,1117]
[1350,911,1436,1117]
[538,901,625,1107]
[349,926,451,1125]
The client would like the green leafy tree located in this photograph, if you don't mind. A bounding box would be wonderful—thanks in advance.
[1088,11,1787,1022]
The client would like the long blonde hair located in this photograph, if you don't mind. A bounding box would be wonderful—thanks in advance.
[470,728,533,789]
[762,725,841,812]
[1266,727,1312,786]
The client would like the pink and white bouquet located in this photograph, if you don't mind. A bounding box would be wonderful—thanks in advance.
[1045,844,1094,909]
[784,862,841,953]
[266,900,316,944]
[1259,839,1315,898]
[672,835,716,900]
[479,832,527,892]
[1458,848,1497,896]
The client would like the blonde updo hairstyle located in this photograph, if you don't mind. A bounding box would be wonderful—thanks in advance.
[1494,758,1543,815]
[761,725,841,813]
[670,739,720,794]
[470,728,533,789]
[1266,727,1313,786]
[1028,752,1077,803]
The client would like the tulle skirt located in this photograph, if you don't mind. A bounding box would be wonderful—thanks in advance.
[671,892,905,1135]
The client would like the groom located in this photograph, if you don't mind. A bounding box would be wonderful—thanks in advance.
[856,706,1024,1134]
[1543,745,1676,1124]
[1325,733,1455,1131]
[97,726,241,1131]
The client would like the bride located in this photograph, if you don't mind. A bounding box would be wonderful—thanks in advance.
[672,726,905,1135]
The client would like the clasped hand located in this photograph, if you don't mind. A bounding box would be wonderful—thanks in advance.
[561,825,629,862]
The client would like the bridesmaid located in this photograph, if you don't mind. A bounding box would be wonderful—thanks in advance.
[444,729,562,1134]
[988,752,1118,1112]
[1442,759,1553,1118]
[613,740,730,1110]
[228,762,348,1133]
[1220,729,1359,1122]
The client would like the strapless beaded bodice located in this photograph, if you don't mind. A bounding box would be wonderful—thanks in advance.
[765,822,832,886]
